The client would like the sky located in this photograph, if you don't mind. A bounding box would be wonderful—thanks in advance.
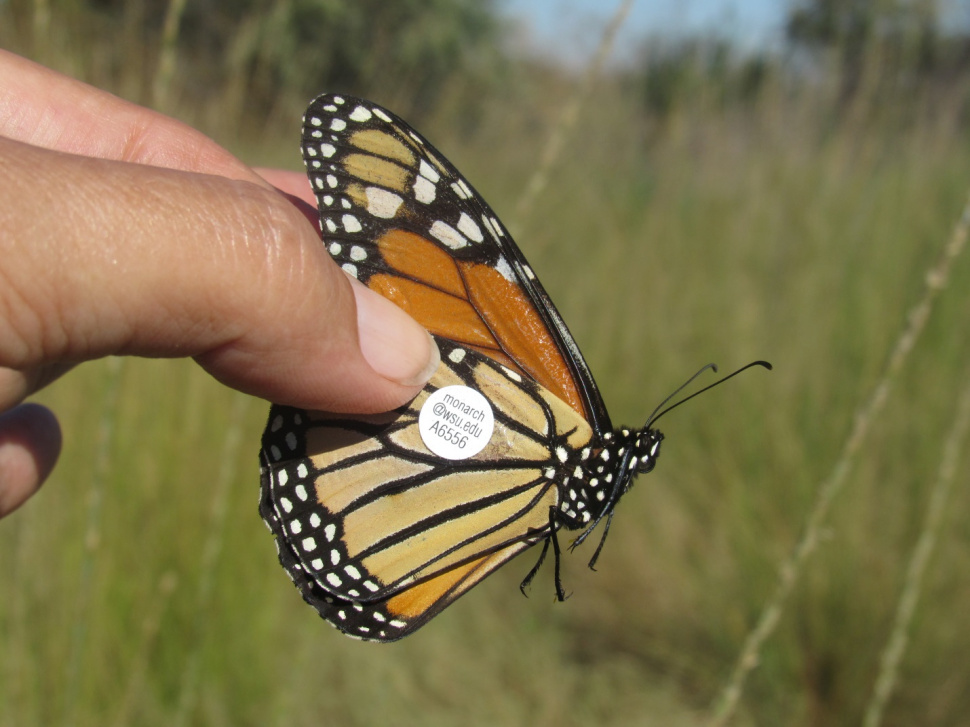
[499,0,790,64]
[501,0,970,66]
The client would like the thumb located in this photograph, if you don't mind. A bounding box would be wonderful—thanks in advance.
[1,137,439,414]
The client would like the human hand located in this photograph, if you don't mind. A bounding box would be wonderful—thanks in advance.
[0,50,439,517]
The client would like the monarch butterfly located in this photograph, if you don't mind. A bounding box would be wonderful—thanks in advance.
[259,94,768,642]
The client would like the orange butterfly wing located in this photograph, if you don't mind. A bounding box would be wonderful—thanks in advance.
[260,336,596,641]
[301,95,611,432]
[259,95,658,642]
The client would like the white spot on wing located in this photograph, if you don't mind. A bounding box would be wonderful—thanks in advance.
[365,187,403,219]
[419,159,441,183]
[349,106,372,122]
[330,119,347,131]
[494,256,515,282]
[456,213,483,242]
[342,214,362,233]
[413,176,436,204]
[373,108,391,122]
[321,144,336,158]
[448,348,466,364]
[482,215,498,241]
[430,221,467,250]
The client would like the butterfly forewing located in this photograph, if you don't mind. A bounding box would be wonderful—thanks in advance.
[301,94,611,432]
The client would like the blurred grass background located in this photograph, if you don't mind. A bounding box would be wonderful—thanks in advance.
[4,0,970,725]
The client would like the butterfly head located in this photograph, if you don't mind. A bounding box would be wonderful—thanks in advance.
[631,426,663,478]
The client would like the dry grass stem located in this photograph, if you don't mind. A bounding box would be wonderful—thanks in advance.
[152,0,189,110]
[861,373,970,727]
[510,0,634,239]
[173,393,251,727]
[112,571,180,727]
[708,190,970,726]
[62,356,125,727]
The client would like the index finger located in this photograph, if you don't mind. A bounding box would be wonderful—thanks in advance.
[0,49,263,183]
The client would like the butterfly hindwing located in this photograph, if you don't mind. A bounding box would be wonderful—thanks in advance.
[260,338,600,640]
[261,499,534,641]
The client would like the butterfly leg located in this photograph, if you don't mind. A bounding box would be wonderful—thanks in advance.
[586,509,615,571]
[548,511,568,602]
[519,537,550,596]
[518,509,568,601]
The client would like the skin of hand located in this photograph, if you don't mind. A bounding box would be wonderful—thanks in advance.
[0,50,440,518]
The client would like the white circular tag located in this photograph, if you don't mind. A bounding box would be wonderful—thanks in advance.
[418,385,495,460]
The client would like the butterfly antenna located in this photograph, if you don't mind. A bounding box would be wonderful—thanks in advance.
[642,362,719,427]
[647,360,772,428]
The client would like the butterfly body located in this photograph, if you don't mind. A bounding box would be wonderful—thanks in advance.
[260,94,665,641]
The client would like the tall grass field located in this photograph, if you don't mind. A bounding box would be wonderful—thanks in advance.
[4,3,970,725]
